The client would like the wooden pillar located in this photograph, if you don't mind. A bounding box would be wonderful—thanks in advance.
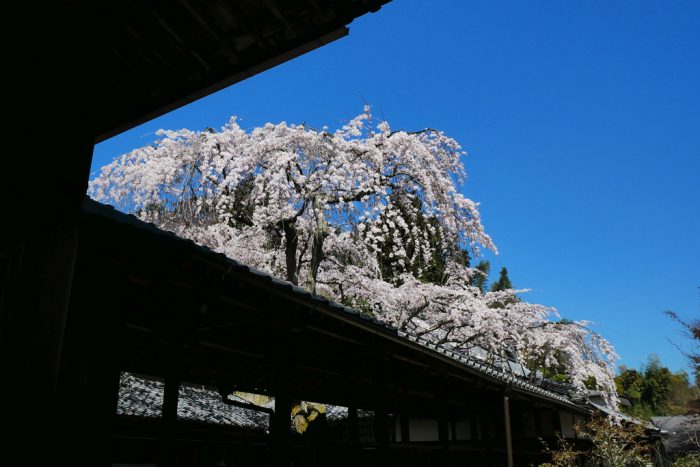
[163,376,180,421]
[158,376,180,467]
[480,408,492,463]
[271,321,292,467]
[272,389,292,466]
[470,411,480,442]
[53,253,125,467]
[374,396,388,448]
[373,354,388,462]
[159,337,181,467]
[345,405,360,467]
[2,3,96,466]
[399,391,410,444]
[553,408,563,435]
[344,356,361,467]
[534,406,544,437]
[348,406,359,441]
[437,377,450,467]
[503,393,514,467]
[438,378,450,449]
[471,410,485,465]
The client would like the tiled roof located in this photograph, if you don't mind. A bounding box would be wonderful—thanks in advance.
[118,373,270,430]
[86,198,586,411]
[118,373,362,429]
[117,373,164,419]
[397,331,584,409]
[651,415,700,453]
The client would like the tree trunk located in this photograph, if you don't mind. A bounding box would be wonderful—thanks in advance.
[306,231,327,294]
[281,219,298,285]
[305,213,329,294]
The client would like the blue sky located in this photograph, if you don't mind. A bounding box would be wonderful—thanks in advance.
[92,0,700,374]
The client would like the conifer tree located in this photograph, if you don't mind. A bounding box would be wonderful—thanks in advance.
[469,260,490,293]
[490,267,513,292]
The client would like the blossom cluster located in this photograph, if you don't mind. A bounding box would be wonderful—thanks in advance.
[90,108,618,403]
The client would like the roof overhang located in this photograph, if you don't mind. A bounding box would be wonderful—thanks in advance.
[76,198,588,414]
[94,0,390,142]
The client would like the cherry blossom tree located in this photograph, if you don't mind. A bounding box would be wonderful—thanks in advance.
[90,107,618,401]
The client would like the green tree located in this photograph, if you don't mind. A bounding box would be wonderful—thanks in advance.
[616,367,647,416]
[469,260,490,292]
[642,354,673,414]
[372,187,463,286]
[488,266,518,309]
[615,355,699,419]
[666,371,700,415]
[490,266,513,292]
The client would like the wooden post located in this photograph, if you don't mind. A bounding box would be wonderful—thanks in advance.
[399,391,410,444]
[503,393,514,467]
[438,377,450,449]
[534,406,543,438]
[271,320,292,467]
[480,408,492,463]
[470,411,480,442]
[158,376,179,467]
[437,376,450,467]
[163,377,180,422]
[51,247,128,467]
[553,408,563,435]
[348,405,359,441]
[374,395,388,448]
[159,337,181,467]
[470,410,485,465]
[373,354,388,463]
[2,4,96,465]
[272,389,292,466]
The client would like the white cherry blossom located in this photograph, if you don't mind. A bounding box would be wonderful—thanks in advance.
[90,109,618,403]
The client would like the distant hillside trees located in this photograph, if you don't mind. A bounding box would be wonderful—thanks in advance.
[616,355,699,419]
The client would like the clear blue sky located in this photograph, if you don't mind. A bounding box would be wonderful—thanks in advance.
[92,0,700,375]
